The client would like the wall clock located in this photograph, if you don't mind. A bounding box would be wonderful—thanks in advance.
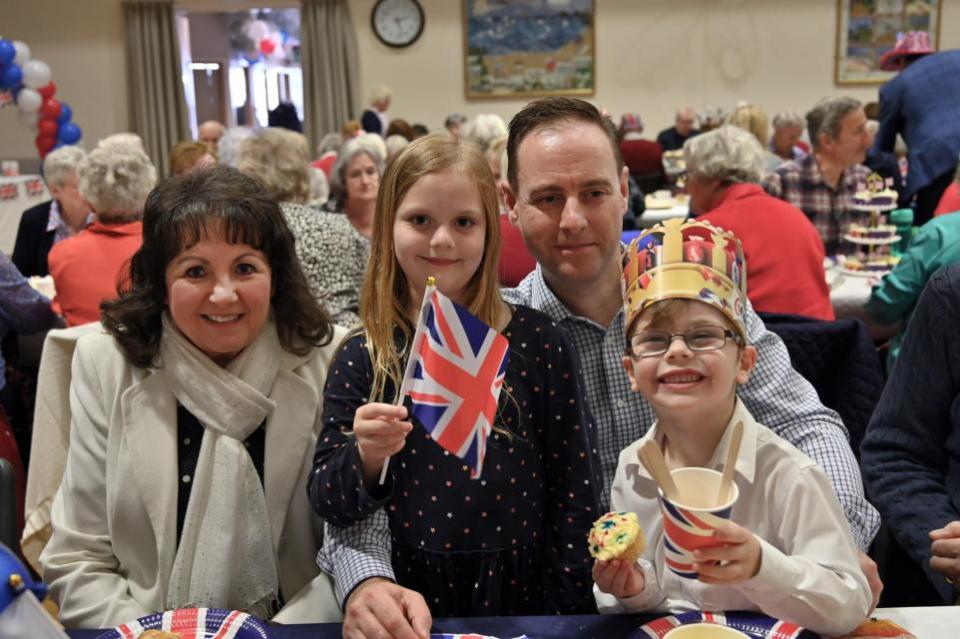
[371,0,425,49]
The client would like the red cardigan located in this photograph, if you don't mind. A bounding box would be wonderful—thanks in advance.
[934,182,960,216]
[699,183,834,321]
[48,220,143,326]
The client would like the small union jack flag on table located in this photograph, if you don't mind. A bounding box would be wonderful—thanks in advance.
[398,282,510,480]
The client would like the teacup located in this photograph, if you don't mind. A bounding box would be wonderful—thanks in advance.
[659,467,739,578]
[664,623,751,638]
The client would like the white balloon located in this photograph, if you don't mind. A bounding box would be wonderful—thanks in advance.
[22,59,51,89]
[17,109,39,129]
[12,41,31,66]
[16,88,42,113]
[247,19,269,41]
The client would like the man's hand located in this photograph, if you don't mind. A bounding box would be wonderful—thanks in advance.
[592,559,645,598]
[930,521,960,583]
[858,550,883,612]
[692,521,761,585]
[343,577,432,639]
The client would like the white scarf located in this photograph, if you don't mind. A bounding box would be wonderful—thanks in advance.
[160,313,280,617]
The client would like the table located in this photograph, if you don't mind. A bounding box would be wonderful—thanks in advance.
[638,203,688,228]
[825,262,900,341]
[0,174,49,255]
[63,607,960,638]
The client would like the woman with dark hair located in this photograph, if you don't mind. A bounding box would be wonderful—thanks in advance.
[40,166,346,628]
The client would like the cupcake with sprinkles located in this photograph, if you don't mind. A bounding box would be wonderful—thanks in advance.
[588,511,646,562]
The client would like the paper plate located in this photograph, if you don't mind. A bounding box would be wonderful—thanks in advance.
[631,611,820,639]
[95,608,269,639]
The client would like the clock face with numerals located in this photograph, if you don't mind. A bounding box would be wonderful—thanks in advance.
[371,0,425,48]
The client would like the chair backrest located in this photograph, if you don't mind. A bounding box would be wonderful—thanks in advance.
[758,312,885,457]
[0,458,16,552]
[21,322,100,573]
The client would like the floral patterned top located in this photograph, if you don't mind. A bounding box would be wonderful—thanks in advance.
[280,202,369,329]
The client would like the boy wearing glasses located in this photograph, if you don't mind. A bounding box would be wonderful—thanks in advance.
[592,218,869,636]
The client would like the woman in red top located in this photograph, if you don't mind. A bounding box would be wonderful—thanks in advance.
[48,144,156,326]
[933,167,960,216]
[686,126,834,321]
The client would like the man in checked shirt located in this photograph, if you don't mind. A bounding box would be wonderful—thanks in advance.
[323,97,882,638]
[762,96,872,255]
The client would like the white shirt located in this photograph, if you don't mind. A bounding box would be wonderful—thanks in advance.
[594,399,871,637]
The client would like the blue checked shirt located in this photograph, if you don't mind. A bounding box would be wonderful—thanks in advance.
[318,266,881,604]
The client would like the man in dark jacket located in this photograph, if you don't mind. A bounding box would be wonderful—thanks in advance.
[12,145,91,277]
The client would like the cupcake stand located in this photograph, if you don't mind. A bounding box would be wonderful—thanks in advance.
[839,197,900,277]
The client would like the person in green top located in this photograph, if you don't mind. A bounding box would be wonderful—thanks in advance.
[866,212,960,370]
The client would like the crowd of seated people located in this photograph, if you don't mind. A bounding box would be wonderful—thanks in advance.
[4,59,960,635]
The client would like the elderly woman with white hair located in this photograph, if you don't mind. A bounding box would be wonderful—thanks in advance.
[686,125,834,320]
[326,136,385,238]
[461,113,508,153]
[770,111,808,161]
[236,127,368,328]
[47,145,157,326]
[12,145,92,277]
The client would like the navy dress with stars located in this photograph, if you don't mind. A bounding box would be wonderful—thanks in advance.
[310,305,601,616]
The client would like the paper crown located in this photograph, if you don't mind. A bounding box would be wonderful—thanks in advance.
[623,218,747,341]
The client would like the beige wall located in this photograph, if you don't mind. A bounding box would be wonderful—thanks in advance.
[1,0,958,163]
[351,0,960,136]
[1,0,126,165]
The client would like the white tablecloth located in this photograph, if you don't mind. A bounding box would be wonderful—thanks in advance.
[826,263,900,340]
[639,203,688,228]
[0,174,50,256]
[874,605,959,637]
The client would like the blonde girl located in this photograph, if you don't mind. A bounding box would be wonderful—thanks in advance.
[309,134,599,620]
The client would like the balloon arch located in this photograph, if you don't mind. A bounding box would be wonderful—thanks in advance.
[0,38,83,158]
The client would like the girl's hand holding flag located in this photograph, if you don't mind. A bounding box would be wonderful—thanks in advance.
[354,403,413,487]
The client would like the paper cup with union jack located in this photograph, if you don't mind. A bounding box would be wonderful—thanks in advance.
[660,467,739,579]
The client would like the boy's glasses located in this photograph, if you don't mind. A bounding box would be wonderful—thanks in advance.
[627,326,741,359]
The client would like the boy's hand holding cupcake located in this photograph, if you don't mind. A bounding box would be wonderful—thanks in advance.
[590,512,647,598]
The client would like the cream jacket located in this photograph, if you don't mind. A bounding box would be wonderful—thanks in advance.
[40,326,346,628]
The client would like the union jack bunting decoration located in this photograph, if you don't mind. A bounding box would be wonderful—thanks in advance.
[25,178,44,197]
[0,183,18,201]
[404,288,510,479]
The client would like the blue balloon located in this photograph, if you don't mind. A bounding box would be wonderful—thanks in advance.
[58,122,82,145]
[53,141,65,150]
[0,40,15,67]
[57,102,73,125]
[1,63,22,89]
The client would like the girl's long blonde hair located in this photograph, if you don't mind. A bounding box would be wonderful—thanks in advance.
[361,134,503,402]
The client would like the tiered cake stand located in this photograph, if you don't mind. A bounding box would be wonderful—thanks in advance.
[839,200,900,277]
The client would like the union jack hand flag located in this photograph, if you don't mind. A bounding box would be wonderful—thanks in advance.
[404,288,510,479]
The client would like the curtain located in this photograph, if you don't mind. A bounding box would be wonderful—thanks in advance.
[301,0,360,154]
[123,0,190,173]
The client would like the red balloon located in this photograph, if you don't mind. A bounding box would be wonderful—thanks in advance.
[39,98,62,120]
[38,119,58,137]
[35,133,56,153]
[38,81,57,100]
[259,38,276,55]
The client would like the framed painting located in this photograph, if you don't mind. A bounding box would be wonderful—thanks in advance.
[463,0,595,99]
[836,0,941,85]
